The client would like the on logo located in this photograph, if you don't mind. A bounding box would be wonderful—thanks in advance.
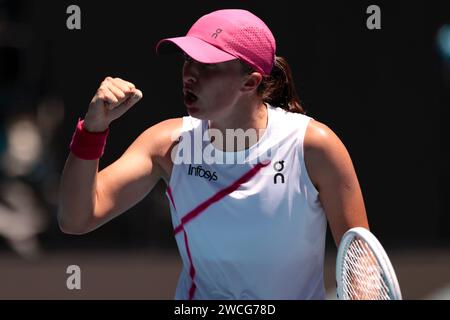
[211,29,223,39]
[273,160,285,184]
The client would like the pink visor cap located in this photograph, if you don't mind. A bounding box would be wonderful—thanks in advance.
[156,9,276,75]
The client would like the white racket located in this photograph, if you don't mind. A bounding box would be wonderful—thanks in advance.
[336,227,402,300]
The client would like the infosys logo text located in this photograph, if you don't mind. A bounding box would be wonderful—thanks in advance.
[188,164,218,181]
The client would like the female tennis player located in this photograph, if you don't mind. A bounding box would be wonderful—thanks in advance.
[58,9,369,299]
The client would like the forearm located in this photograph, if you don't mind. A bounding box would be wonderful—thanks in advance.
[58,153,99,234]
[58,77,142,234]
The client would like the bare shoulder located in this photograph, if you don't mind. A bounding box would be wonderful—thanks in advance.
[135,118,183,155]
[141,117,183,138]
[304,119,343,153]
[130,117,182,182]
[303,120,368,245]
[303,119,353,189]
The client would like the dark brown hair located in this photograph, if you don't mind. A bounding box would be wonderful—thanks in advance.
[242,56,305,114]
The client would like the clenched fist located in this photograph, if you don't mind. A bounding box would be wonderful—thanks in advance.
[83,77,143,132]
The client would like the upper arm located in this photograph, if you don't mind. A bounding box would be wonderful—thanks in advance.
[87,118,182,231]
[304,120,369,247]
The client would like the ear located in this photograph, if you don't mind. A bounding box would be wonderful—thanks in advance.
[241,72,263,92]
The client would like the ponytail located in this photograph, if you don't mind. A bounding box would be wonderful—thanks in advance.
[260,56,305,114]
[241,56,305,114]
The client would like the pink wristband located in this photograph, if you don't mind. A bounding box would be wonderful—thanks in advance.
[70,119,109,160]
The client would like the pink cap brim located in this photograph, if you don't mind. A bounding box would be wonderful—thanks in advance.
[156,36,238,64]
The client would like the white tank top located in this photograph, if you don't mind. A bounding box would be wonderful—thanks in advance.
[165,105,327,300]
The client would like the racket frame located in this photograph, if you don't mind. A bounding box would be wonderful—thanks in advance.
[336,227,402,300]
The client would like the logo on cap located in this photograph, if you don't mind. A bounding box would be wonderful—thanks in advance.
[211,28,223,39]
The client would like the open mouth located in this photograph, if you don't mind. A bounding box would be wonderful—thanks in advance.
[184,90,198,105]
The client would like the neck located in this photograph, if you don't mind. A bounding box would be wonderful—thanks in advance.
[208,100,268,152]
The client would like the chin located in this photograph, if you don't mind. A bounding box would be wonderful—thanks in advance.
[185,104,222,121]
[186,105,202,117]
[188,110,208,120]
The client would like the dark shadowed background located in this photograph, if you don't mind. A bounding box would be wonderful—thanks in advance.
[0,0,449,299]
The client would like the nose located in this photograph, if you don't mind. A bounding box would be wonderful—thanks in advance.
[182,59,198,84]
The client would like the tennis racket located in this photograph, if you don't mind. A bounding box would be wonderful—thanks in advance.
[336,227,402,300]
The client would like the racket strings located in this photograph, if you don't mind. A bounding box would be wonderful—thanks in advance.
[341,238,390,300]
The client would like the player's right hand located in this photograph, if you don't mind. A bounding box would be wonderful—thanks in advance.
[83,77,143,132]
